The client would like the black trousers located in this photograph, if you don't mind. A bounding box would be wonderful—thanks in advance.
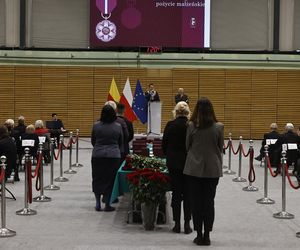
[169,169,191,222]
[187,176,219,232]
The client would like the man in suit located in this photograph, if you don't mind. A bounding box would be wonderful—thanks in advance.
[255,123,280,167]
[273,123,300,174]
[175,88,189,104]
[145,83,160,102]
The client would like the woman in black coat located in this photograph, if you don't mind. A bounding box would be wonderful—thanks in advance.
[162,101,192,234]
[0,125,17,181]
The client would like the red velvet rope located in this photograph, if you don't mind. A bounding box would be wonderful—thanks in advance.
[266,155,279,178]
[241,145,251,157]
[72,135,79,144]
[53,142,63,160]
[62,138,72,149]
[284,163,300,189]
[31,153,42,179]
[223,140,230,150]
[247,149,256,183]
[26,160,32,204]
[0,168,5,182]
[231,142,240,155]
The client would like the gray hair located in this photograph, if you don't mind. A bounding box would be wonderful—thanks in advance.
[270,123,278,130]
[4,119,14,126]
[285,123,294,131]
[35,120,44,129]
[105,100,117,110]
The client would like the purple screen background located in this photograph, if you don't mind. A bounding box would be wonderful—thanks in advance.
[90,0,207,48]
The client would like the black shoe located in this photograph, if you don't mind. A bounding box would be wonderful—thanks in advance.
[193,237,203,245]
[14,176,20,182]
[95,206,102,212]
[255,155,262,161]
[172,223,180,233]
[104,206,115,212]
[202,237,211,246]
[184,221,192,234]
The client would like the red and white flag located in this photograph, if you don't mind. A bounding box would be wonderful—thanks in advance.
[120,78,137,122]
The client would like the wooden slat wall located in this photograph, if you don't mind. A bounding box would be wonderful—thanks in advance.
[0,66,15,122]
[251,70,277,138]
[199,69,226,126]
[67,67,94,134]
[14,67,42,125]
[225,70,251,138]
[1,65,300,138]
[277,70,300,132]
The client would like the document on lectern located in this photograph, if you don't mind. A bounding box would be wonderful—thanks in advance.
[147,102,161,135]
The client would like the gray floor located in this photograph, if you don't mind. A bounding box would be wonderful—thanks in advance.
[1,139,300,249]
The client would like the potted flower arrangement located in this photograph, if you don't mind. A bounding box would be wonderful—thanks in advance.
[126,167,170,230]
[123,154,166,172]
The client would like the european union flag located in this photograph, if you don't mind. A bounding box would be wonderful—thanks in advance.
[132,80,148,124]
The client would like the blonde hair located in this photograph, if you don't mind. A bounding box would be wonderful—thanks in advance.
[285,123,294,131]
[35,120,44,129]
[26,124,35,133]
[173,101,190,119]
[4,119,14,127]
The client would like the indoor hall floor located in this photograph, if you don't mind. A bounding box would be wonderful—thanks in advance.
[1,139,300,250]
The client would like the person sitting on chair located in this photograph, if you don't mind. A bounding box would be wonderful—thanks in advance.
[0,125,17,181]
[21,124,40,159]
[255,123,280,166]
[145,83,160,102]
[175,88,189,104]
[34,120,51,164]
[50,113,66,147]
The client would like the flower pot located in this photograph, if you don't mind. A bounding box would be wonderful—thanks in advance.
[141,202,159,230]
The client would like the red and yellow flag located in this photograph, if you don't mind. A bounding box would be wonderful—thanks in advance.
[107,78,120,102]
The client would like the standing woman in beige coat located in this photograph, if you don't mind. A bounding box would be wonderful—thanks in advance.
[183,97,224,246]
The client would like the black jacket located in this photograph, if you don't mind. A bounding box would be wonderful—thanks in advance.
[175,94,189,104]
[0,136,17,179]
[162,116,188,171]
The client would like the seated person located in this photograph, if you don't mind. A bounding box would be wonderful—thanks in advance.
[47,113,66,147]
[255,123,280,167]
[273,123,300,174]
[34,120,51,163]
[21,124,40,159]
[0,125,17,181]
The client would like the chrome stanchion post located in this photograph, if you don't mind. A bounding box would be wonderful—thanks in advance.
[44,139,60,190]
[64,132,77,174]
[33,143,51,201]
[0,156,16,237]
[16,148,37,215]
[243,140,259,191]
[72,129,83,168]
[223,133,235,175]
[273,151,294,219]
[55,135,69,182]
[257,145,275,204]
[233,136,247,182]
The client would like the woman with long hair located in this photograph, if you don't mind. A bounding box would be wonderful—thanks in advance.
[162,101,192,234]
[183,97,224,246]
[91,105,123,212]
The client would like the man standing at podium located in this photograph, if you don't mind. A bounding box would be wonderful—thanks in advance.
[145,83,160,102]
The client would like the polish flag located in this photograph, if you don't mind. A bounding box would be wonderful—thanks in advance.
[120,78,137,122]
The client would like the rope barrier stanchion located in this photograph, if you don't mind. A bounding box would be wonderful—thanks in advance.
[44,139,60,191]
[273,151,294,219]
[257,145,275,204]
[71,129,83,168]
[0,156,16,237]
[222,133,231,169]
[33,143,51,202]
[242,140,259,192]
[16,148,37,216]
[233,136,247,182]
[223,133,236,175]
[64,132,77,175]
[55,135,69,182]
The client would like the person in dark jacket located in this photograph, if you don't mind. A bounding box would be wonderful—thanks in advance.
[175,88,189,104]
[183,97,224,246]
[91,105,123,212]
[145,83,160,102]
[21,124,40,159]
[162,101,192,234]
[273,123,300,174]
[255,123,280,167]
[0,125,17,181]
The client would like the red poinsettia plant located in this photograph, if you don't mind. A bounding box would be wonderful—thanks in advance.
[126,168,170,204]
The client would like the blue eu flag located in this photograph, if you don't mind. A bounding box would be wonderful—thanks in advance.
[132,80,148,124]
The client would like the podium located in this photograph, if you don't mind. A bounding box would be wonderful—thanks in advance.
[147,102,161,135]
